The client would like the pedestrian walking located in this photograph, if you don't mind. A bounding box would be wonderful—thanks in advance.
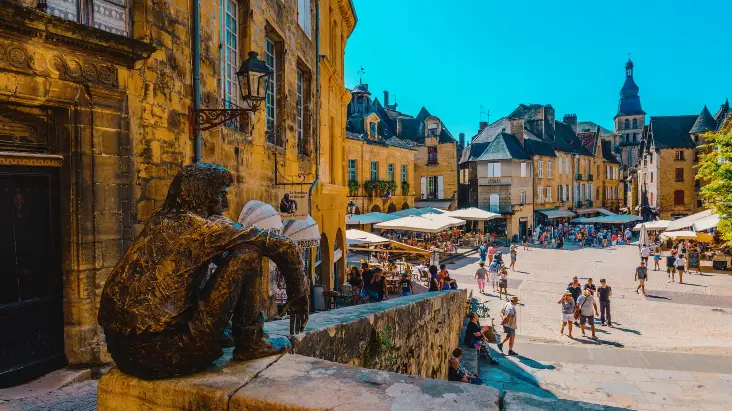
[653,248,661,271]
[558,291,576,338]
[522,235,529,250]
[666,253,677,282]
[474,261,488,294]
[488,259,500,292]
[624,228,632,245]
[640,245,650,264]
[498,296,519,356]
[509,245,517,271]
[635,261,648,296]
[479,243,487,263]
[676,254,686,284]
[598,278,613,327]
[584,278,596,294]
[576,289,599,339]
[487,244,497,264]
[498,267,509,300]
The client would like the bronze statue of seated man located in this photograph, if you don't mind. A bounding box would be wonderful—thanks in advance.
[98,163,308,380]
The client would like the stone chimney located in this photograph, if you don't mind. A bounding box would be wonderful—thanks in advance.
[510,118,525,146]
[459,132,465,148]
[383,90,389,107]
[478,121,488,133]
[563,113,577,125]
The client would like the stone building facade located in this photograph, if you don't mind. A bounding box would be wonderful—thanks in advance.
[637,101,730,220]
[0,0,355,384]
[346,85,459,212]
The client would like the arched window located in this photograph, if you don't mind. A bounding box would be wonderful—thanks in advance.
[624,119,630,129]
[632,119,638,129]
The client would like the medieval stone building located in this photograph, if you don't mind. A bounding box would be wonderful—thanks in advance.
[0,0,355,385]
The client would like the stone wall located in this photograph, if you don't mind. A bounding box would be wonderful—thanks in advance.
[265,290,467,380]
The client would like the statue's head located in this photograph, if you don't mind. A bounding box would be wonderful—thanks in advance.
[162,163,234,217]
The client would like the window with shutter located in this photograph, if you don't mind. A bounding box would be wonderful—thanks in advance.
[674,190,684,205]
[538,160,543,178]
[521,163,527,177]
[298,0,312,37]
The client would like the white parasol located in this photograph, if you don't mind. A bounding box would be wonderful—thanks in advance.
[283,216,320,248]
[238,200,283,234]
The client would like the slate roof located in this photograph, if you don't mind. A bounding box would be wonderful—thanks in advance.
[577,132,597,155]
[554,121,592,156]
[601,140,620,164]
[472,117,512,144]
[690,106,717,134]
[714,99,730,129]
[524,138,556,157]
[458,142,490,164]
[576,121,613,137]
[648,115,697,149]
[384,136,417,150]
[476,132,532,161]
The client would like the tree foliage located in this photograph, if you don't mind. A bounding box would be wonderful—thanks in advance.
[696,119,732,244]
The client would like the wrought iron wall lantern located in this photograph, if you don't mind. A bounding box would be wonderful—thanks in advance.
[189,51,272,133]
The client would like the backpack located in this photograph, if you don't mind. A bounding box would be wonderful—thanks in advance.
[666,256,675,266]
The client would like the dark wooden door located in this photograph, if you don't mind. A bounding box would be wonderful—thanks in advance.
[0,167,65,387]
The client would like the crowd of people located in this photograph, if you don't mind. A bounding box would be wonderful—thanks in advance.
[557,276,612,339]
[526,224,635,249]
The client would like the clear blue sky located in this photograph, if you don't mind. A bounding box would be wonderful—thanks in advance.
[344,0,731,139]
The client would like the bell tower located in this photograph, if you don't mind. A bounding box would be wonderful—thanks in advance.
[614,58,646,170]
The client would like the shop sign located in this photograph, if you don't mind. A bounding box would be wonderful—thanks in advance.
[278,190,309,220]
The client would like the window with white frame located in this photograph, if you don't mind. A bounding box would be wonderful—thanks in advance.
[487,163,501,177]
[520,190,526,205]
[521,163,527,177]
[371,161,378,180]
[223,0,238,107]
[265,37,277,134]
[546,186,552,202]
[401,164,407,183]
[558,157,563,175]
[538,160,543,178]
[388,163,395,182]
[565,157,569,174]
[297,0,312,37]
[537,186,543,202]
[548,161,553,178]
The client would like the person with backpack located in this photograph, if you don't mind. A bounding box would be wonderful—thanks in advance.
[576,289,598,339]
[497,296,519,356]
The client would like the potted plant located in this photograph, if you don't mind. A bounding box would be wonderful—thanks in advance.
[348,180,360,196]
[364,180,377,196]
[401,182,410,195]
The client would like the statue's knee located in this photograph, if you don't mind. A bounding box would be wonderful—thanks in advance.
[225,246,260,267]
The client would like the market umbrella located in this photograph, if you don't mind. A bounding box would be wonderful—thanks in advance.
[421,213,466,228]
[238,200,284,234]
[346,229,389,246]
[374,215,453,233]
[283,216,320,248]
[638,224,649,247]
[444,207,501,221]
[660,231,702,240]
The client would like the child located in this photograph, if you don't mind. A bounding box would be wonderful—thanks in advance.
[509,245,517,271]
[522,235,529,250]
[498,267,509,301]
[400,272,413,297]
[653,249,662,271]
[666,253,677,282]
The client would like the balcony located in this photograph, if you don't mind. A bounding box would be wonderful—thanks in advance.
[587,174,593,181]
[575,173,583,180]
[586,200,594,207]
[575,201,583,208]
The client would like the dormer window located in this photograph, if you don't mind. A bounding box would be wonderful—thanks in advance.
[369,122,377,138]
[427,123,438,137]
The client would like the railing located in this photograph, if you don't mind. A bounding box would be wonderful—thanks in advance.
[575,173,583,180]
[587,174,593,181]
[427,159,439,165]
[575,201,583,208]
[586,200,594,207]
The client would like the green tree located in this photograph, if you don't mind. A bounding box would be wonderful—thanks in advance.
[696,119,732,244]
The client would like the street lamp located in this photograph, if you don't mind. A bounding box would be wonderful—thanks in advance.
[189,51,273,133]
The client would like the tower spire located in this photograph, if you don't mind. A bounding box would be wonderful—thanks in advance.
[357,66,365,84]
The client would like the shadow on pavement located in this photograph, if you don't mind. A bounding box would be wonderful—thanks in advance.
[479,346,558,399]
[646,294,671,300]
[447,256,481,270]
[515,355,555,370]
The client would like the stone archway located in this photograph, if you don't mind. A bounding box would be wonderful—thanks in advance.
[401,202,410,210]
[371,204,381,212]
[316,232,331,290]
[387,203,397,213]
[334,228,345,289]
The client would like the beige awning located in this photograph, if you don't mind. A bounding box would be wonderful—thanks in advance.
[666,210,714,232]
[692,215,720,232]
[539,209,576,219]
[444,207,502,221]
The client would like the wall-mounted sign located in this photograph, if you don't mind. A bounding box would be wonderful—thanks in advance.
[279,190,309,220]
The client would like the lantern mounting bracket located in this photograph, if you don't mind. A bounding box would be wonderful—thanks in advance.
[188,102,256,132]
[274,153,314,186]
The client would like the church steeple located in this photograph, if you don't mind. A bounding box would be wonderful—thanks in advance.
[616,58,645,118]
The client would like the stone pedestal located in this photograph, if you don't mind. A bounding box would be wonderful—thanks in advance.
[98,351,500,410]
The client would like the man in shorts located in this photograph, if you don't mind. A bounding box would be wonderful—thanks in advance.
[498,296,518,356]
[640,245,650,264]
[576,289,598,339]
[474,262,488,294]
[666,254,677,282]
[635,261,648,296]
[676,254,686,284]
[488,259,500,292]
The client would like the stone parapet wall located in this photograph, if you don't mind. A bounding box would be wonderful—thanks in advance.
[265,290,467,380]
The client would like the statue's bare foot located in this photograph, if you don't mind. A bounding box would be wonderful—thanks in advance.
[233,339,285,361]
